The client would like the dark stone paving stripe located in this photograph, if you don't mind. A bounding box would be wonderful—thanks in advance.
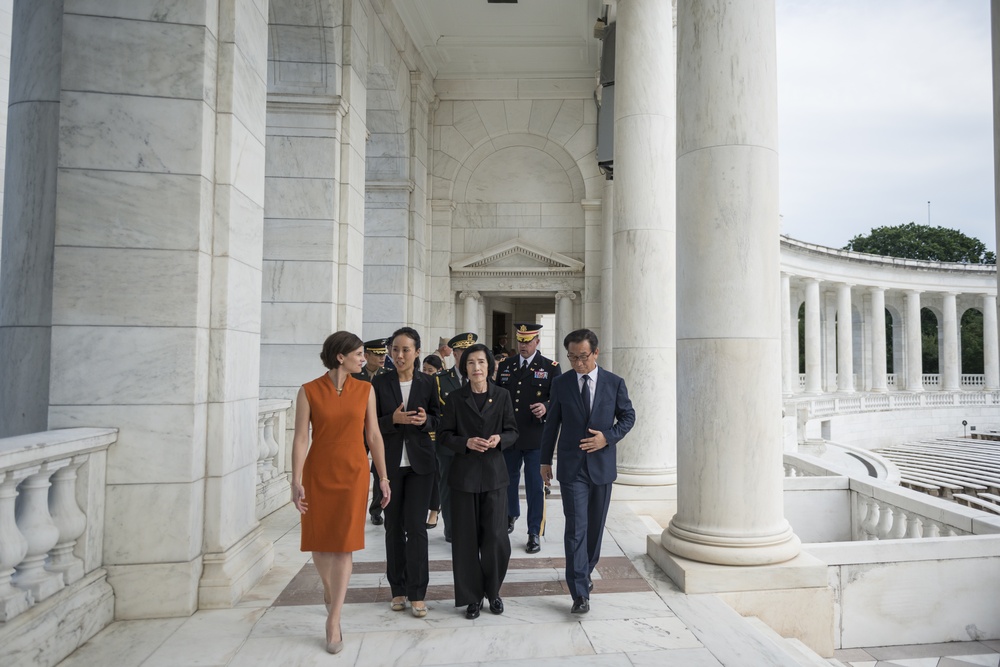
[274,556,649,607]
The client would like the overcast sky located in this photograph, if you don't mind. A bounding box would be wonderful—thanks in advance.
[775,0,995,251]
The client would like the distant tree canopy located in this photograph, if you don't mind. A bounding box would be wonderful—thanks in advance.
[843,223,996,265]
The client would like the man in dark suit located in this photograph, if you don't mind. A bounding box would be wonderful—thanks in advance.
[353,338,390,524]
[433,332,478,542]
[541,329,635,614]
[496,323,561,553]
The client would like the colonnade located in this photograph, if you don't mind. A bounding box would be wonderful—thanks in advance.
[781,274,1000,395]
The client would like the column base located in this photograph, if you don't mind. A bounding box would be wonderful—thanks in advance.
[662,520,802,566]
[647,535,833,656]
[198,525,273,609]
[615,469,677,486]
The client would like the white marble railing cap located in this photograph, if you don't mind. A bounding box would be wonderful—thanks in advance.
[0,427,118,470]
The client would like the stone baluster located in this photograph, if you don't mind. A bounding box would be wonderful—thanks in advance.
[257,414,269,484]
[905,515,924,539]
[860,497,880,540]
[13,462,68,601]
[46,456,88,585]
[0,470,33,621]
[264,413,280,479]
[923,521,941,538]
[875,502,895,539]
[888,508,908,539]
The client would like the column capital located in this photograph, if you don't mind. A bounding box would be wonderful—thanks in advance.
[555,290,578,301]
[904,288,923,297]
[459,290,481,301]
[868,285,886,295]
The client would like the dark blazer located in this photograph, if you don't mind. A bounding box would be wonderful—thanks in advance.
[540,367,635,486]
[438,382,519,493]
[373,370,439,476]
[434,367,462,407]
[496,353,561,450]
[353,365,388,383]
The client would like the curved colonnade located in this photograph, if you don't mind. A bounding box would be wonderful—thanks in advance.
[778,236,999,397]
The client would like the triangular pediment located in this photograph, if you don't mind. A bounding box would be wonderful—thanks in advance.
[451,239,584,274]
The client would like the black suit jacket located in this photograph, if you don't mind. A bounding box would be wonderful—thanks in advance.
[496,353,561,450]
[438,382,519,493]
[373,370,439,476]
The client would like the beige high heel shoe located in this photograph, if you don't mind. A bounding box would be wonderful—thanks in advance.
[326,623,343,654]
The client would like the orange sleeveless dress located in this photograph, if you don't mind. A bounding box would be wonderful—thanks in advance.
[300,374,371,552]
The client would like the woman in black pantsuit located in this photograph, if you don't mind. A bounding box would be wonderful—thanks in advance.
[373,327,439,617]
[438,343,518,619]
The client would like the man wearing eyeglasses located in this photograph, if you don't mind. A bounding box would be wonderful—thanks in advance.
[540,329,635,615]
[496,323,561,553]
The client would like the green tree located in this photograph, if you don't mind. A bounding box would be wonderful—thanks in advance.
[844,222,996,264]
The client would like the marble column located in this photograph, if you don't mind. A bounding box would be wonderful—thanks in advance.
[823,291,837,392]
[905,290,924,391]
[836,284,854,392]
[664,0,800,565]
[600,179,614,371]
[781,273,794,394]
[941,293,960,391]
[555,291,577,369]
[804,278,823,394]
[984,294,999,390]
[429,200,457,348]
[460,291,480,336]
[0,0,63,436]
[870,287,888,392]
[612,0,676,485]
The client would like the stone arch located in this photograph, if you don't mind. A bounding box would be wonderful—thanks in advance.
[268,0,343,95]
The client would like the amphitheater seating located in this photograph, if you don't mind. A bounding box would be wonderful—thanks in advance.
[875,438,1000,511]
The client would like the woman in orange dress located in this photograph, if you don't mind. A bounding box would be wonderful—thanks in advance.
[291,331,391,654]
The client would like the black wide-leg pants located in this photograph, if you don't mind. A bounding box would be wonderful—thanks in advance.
[449,486,511,607]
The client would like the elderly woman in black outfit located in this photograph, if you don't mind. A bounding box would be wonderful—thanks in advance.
[437,343,518,619]
[372,327,439,618]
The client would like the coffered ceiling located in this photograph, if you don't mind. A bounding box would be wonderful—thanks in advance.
[394,0,606,80]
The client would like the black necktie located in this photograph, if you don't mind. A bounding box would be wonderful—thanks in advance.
[581,375,591,421]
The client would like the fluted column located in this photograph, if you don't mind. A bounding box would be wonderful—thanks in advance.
[905,290,924,391]
[984,294,999,390]
[941,293,960,391]
[870,287,887,392]
[555,291,577,369]
[600,179,615,371]
[460,291,480,336]
[804,279,823,394]
[664,0,799,565]
[836,284,855,392]
[612,0,676,485]
[781,273,793,394]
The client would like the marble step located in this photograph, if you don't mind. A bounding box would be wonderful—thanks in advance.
[745,616,834,667]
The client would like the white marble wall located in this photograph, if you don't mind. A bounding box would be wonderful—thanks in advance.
[0,0,11,259]
[39,0,270,618]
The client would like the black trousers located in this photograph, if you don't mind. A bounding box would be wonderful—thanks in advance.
[560,463,612,601]
[384,466,434,600]
[437,448,454,538]
[450,486,510,607]
[369,470,383,517]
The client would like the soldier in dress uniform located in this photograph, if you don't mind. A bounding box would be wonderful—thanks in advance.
[495,323,561,553]
[434,332,478,542]
[353,338,390,524]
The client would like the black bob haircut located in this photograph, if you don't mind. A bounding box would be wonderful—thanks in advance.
[458,343,495,380]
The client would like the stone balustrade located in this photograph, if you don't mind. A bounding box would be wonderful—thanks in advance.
[0,428,115,624]
[256,400,292,520]
[790,390,1000,419]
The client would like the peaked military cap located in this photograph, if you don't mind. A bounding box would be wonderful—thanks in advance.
[448,332,478,349]
[514,323,542,342]
[363,338,388,354]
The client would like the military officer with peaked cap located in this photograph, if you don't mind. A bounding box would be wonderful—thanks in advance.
[496,323,561,553]
[353,338,390,524]
[433,332,478,542]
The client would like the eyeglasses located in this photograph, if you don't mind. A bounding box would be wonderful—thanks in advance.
[566,352,592,363]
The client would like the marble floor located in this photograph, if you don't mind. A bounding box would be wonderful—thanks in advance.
[56,484,1000,667]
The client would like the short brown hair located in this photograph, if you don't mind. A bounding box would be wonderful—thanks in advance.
[320,331,364,369]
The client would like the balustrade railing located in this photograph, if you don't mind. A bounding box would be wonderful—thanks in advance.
[886,373,897,388]
[0,428,116,623]
[961,374,986,388]
[784,452,996,541]
[798,373,806,391]
[256,400,292,520]
[789,390,1000,418]
[922,373,940,388]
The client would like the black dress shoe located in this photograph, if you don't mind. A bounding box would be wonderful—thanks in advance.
[507,516,516,534]
[526,534,540,554]
[371,513,383,525]
[466,600,482,619]
[489,597,504,615]
[588,579,594,593]
[571,597,590,614]
[445,535,452,543]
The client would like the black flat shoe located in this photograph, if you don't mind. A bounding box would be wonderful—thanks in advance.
[371,513,383,526]
[526,534,540,554]
[426,520,437,529]
[489,597,504,615]
[507,516,516,534]
[466,600,482,619]
[571,597,590,614]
